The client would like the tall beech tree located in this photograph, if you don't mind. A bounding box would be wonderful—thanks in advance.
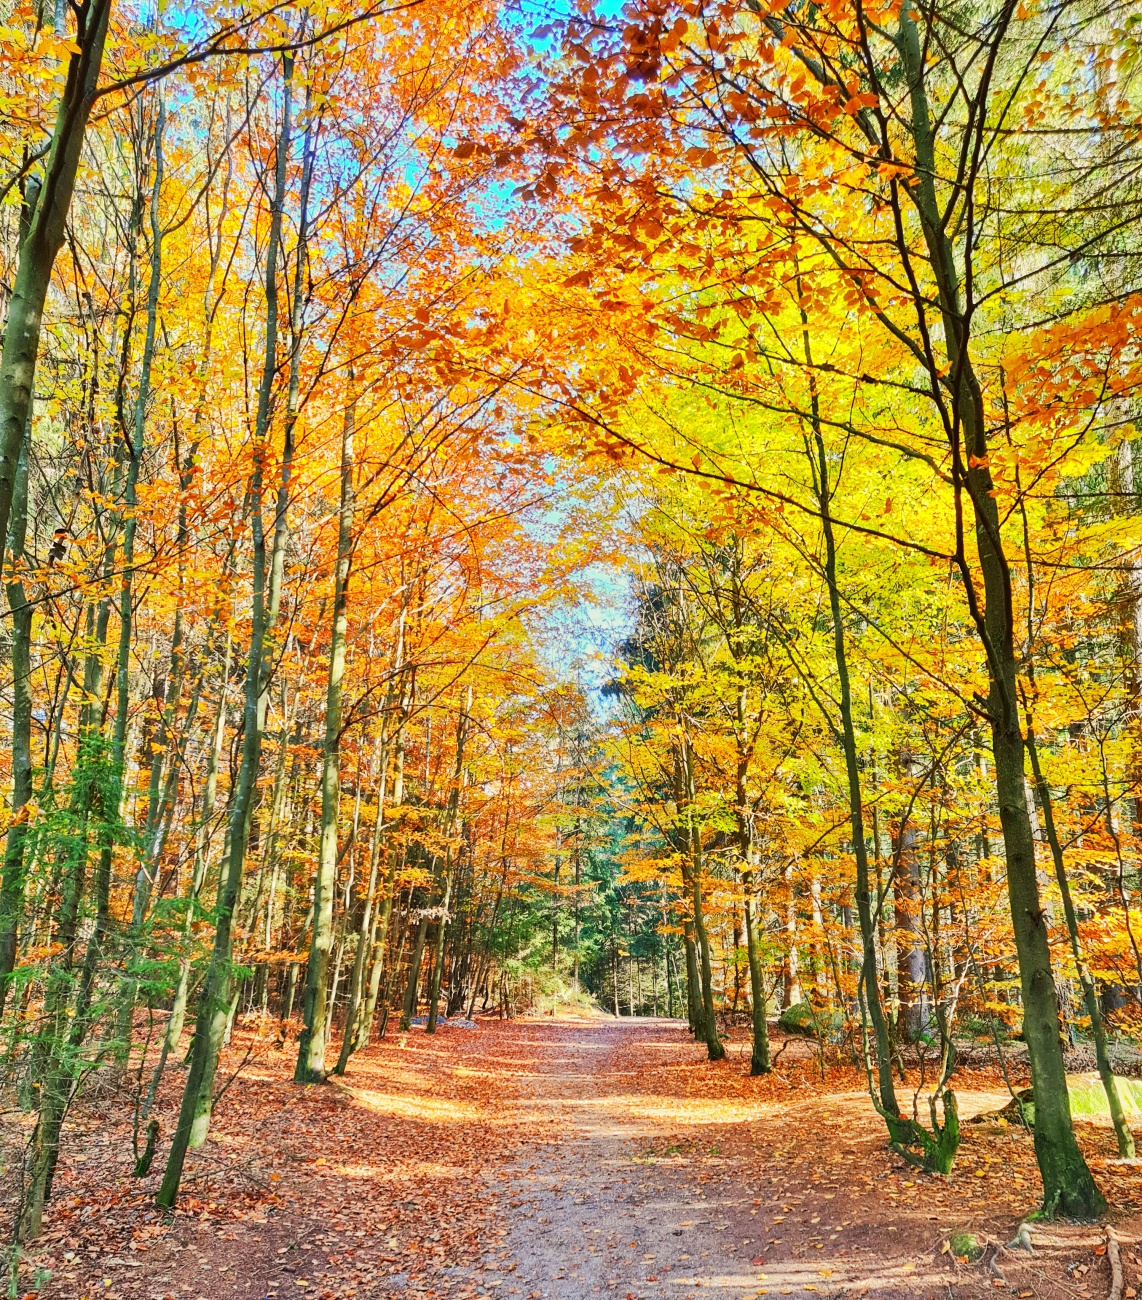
[530,0,1142,1215]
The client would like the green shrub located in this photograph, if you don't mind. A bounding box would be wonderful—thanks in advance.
[778,1003,841,1038]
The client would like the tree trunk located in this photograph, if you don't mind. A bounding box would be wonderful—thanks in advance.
[679,738,723,1059]
[296,383,355,1082]
[158,54,295,1209]
[0,422,34,1018]
[781,863,800,1010]
[116,96,167,1052]
[0,0,113,553]
[897,2,1102,1215]
[1027,727,1134,1157]
[802,308,903,1137]
[426,688,471,1033]
[334,732,387,1073]
[401,918,429,1029]
[358,716,408,1048]
[895,818,927,1044]
[682,923,699,1030]
[732,680,770,1073]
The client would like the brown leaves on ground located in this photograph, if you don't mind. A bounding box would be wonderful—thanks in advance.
[8,1017,1142,1300]
[18,1021,518,1300]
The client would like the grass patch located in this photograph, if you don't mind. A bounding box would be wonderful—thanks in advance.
[1066,1074,1142,1120]
[949,1232,983,1262]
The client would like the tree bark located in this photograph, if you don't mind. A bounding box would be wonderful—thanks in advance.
[0,0,113,553]
[295,385,356,1082]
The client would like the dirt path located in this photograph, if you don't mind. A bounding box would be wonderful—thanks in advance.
[24,1015,1142,1300]
[461,1018,1142,1300]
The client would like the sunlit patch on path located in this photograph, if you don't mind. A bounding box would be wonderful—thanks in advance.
[491,1018,1142,1300]
[31,1016,1142,1300]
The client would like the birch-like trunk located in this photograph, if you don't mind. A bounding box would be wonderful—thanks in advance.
[295,385,356,1081]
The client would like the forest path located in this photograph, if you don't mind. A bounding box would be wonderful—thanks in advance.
[31,1015,1142,1300]
[471,1017,1132,1300]
[484,1016,940,1300]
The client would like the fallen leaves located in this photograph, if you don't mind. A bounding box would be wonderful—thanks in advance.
[12,1018,1142,1300]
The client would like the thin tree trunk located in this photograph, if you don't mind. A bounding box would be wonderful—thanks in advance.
[116,97,166,1050]
[1027,721,1134,1157]
[895,812,926,1044]
[158,54,296,1209]
[682,922,699,1030]
[0,422,34,1017]
[743,875,770,1074]
[333,774,384,1072]
[800,307,903,1139]
[427,687,471,1033]
[296,385,355,1081]
[358,716,407,1047]
[682,737,723,1060]
[400,916,429,1029]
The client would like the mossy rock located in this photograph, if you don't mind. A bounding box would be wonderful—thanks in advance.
[777,1003,841,1038]
[998,1087,1035,1125]
[948,1232,983,1262]
[778,1003,818,1035]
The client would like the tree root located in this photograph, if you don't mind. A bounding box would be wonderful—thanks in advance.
[1006,1224,1034,1253]
[1107,1227,1123,1300]
[984,1241,1008,1284]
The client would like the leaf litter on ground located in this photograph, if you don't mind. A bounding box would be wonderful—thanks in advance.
[6,1016,1142,1300]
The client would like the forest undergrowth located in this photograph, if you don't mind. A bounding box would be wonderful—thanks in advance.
[9,1016,1142,1300]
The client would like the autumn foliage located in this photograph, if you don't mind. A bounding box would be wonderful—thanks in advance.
[0,0,1139,1268]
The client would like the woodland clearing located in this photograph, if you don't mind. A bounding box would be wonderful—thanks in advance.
[13,1016,1142,1300]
